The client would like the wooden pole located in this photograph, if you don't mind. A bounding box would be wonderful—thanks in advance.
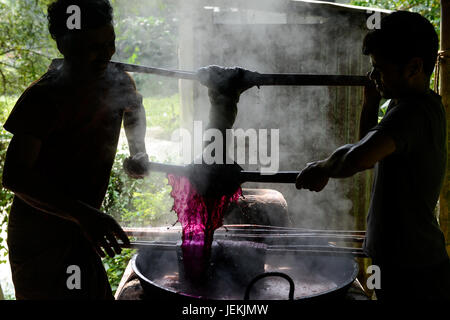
[440,0,450,256]
[52,58,371,86]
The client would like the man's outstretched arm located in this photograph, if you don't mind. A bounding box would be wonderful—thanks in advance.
[123,94,149,179]
[296,130,396,192]
[296,79,389,192]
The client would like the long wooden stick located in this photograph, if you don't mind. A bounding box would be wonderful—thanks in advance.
[148,161,299,183]
[239,171,299,183]
[51,59,370,87]
[114,61,197,80]
[114,60,370,86]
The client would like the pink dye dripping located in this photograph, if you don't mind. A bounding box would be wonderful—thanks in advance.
[167,174,242,281]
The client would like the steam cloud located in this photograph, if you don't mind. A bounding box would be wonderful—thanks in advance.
[114,0,373,230]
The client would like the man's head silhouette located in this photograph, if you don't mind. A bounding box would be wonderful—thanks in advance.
[362,11,438,99]
[47,0,115,78]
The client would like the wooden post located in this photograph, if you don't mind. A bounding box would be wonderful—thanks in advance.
[440,0,450,256]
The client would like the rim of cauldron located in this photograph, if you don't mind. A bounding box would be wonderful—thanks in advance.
[131,254,209,300]
[293,258,359,301]
[131,251,360,300]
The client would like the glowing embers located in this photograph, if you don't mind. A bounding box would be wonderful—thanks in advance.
[167,173,242,282]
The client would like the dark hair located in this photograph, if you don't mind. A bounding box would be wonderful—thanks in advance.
[362,11,438,77]
[47,0,113,40]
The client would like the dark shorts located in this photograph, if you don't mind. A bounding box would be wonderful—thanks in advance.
[7,197,113,300]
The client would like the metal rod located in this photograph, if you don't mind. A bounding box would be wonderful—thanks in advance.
[268,244,363,251]
[120,240,366,257]
[220,224,366,235]
[267,248,367,258]
[123,224,367,234]
[120,240,178,250]
[216,233,365,243]
[218,230,366,238]
[123,230,365,243]
[123,226,366,239]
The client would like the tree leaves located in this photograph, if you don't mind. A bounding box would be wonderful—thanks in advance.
[351,0,440,34]
[0,0,59,95]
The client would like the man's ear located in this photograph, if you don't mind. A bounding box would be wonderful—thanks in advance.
[405,57,424,78]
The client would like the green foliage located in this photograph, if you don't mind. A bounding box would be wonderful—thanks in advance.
[101,146,177,293]
[0,0,59,95]
[102,149,175,228]
[101,92,180,292]
[113,0,179,97]
[0,0,180,294]
[119,174,174,227]
[101,248,136,294]
[351,0,440,34]
[143,94,180,138]
[378,99,390,122]
[0,0,179,97]
[0,95,15,265]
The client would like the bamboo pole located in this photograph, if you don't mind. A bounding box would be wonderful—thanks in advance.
[440,0,450,256]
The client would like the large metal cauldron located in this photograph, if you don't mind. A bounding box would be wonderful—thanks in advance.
[131,239,359,301]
